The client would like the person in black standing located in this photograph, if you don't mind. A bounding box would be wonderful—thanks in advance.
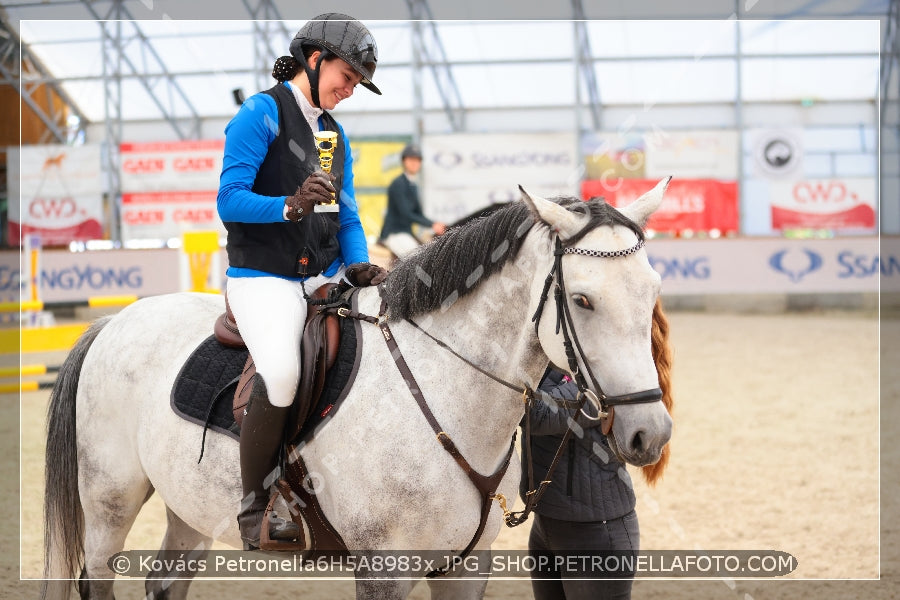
[521,368,639,600]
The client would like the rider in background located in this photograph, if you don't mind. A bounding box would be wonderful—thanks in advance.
[216,13,386,550]
[522,368,639,600]
[378,143,446,258]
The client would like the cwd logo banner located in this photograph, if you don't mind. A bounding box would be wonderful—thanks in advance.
[7,144,104,246]
[769,178,877,231]
[119,140,225,240]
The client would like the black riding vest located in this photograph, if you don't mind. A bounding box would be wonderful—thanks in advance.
[223,83,346,278]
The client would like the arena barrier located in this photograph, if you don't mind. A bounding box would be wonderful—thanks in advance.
[0,295,139,313]
[0,295,144,389]
[0,363,62,393]
[0,295,142,356]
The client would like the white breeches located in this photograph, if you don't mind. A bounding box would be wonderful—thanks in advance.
[226,270,344,407]
[381,232,421,258]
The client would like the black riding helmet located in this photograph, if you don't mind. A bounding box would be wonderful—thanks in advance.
[290,13,381,108]
[401,144,422,160]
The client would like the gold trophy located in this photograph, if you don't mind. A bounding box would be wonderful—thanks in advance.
[314,130,339,213]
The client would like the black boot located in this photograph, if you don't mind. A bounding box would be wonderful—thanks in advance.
[237,374,300,550]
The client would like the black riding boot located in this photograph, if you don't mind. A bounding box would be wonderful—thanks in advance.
[236,374,300,550]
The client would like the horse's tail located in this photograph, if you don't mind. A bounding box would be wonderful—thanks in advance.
[641,298,673,486]
[41,317,112,599]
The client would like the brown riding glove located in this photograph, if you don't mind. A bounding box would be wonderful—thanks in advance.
[284,171,335,221]
[344,262,388,287]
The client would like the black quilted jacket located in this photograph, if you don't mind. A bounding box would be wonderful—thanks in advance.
[519,369,636,522]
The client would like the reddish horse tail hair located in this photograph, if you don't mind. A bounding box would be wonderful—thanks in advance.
[641,298,673,487]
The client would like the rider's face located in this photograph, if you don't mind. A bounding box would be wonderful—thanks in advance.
[310,51,363,110]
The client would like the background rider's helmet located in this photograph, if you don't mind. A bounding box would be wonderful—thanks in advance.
[401,144,422,161]
[290,13,381,107]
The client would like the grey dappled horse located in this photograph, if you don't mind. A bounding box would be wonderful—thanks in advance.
[42,180,673,600]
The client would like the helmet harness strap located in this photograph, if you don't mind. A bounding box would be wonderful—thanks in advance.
[303,48,330,108]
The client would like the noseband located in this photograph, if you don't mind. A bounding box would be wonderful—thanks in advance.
[531,234,663,433]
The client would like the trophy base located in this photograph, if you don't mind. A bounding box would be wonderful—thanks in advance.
[314,203,339,213]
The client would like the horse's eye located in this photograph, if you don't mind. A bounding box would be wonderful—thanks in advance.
[571,293,593,310]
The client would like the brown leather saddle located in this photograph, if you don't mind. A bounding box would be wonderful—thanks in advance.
[213,283,359,554]
[213,283,341,442]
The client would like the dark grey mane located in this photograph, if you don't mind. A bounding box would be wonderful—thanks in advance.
[380,196,644,321]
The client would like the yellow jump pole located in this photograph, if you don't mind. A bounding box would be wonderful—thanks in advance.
[0,381,55,394]
[0,364,61,378]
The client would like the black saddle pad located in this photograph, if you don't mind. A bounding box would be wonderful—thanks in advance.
[171,307,362,446]
[170,337,247,441]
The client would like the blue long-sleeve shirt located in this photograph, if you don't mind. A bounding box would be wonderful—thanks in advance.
[217,85,369,279]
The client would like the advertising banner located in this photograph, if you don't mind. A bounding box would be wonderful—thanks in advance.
[2,236,889,304]
[582,132,647,180]
[643,129,739,180]
[119,140,225,240]
[752,128,804,180]
[422,132,578,222]
[351,140,407,189]
[349,140,407,238]
[644,236,884,295]
[582,178,740,235]
[769,178,877,231]
[7,144,104,246]
[121,191,220,239]
[583,129,738,181]
[119,140,224,192]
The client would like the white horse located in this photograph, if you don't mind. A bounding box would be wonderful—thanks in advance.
[42,179,674,600]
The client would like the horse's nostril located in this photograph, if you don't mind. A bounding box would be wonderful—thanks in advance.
[631,430,645,453]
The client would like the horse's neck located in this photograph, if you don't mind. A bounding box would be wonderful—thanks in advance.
[424,241,550,420]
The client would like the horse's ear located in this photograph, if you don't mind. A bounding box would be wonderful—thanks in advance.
[519,186,586,238]
[618,176,672,226]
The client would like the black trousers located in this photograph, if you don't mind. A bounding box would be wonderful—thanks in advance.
[528,511,639,600]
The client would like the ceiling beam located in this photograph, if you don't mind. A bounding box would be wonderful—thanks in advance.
[571,0,603,131]
[406,0,466,132]
[0,8,88,143]
[81,0,203,140]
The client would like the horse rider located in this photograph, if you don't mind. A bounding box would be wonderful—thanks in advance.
[378,143,446,258]
[216,13,387,550]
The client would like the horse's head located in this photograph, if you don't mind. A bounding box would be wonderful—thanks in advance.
[521,177,673,467]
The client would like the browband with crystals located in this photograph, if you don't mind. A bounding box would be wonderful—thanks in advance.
[563,238,644,258]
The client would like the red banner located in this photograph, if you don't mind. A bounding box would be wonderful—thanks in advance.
[8,144,105,246]
[769,178,876,230]
[581,178,739,235]
[119,139,225,240]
